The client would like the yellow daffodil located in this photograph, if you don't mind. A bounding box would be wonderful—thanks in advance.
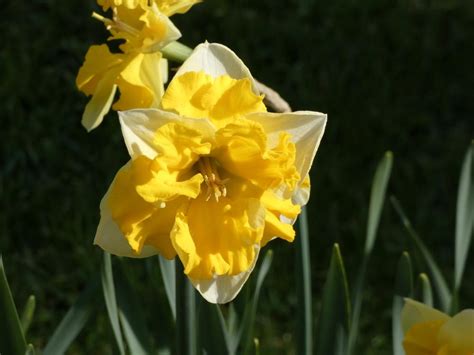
[402,298,474,355]
[94,43,327,303]
[77,1,185,131]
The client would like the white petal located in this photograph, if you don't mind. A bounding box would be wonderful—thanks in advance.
[401,298,450,334]
[94,163,159,258]
[246,111,327,202]
[118,108,216,160]
[175,42,259,93]
[190,246,260,304]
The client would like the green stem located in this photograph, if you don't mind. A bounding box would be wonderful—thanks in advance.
[175,261,196,355]
[162,41,193,63]
[296,206,313,355]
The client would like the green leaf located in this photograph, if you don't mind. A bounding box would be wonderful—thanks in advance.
[101,252,125,355]
[365,151,393,254]
[197,302,229,355]
[25,344,35,355]
[295,206,313,355]
[158,255,176,320]
[316,244,351,355]
[454,141,474,291]
[348,152,393,354]
[0,255,27,355]
[390,196,451,312]
[392,252,413,355]
[43,277,99,355]
[417,273,433,307]
[115,262,153,355]
[175,261,197,355]
[240,250,273,355]
[20,295,35,336]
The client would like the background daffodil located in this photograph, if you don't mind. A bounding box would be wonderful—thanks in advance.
[401,298,474,355]
[94,43,327,303]
[76,0,193,131]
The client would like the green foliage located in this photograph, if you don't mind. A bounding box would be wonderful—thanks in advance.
[316,244,351,355]
[0,256,27,355]
[20,295,36,336]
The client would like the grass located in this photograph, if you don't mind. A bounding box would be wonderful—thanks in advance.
[1,0,473,353]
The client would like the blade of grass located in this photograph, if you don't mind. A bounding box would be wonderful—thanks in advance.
[348,151,393,353]
[20,295,35,336]
[0,255,27,355]
[417,273,433,307]
[101,252,125,354]
[392,252,413,355]
[116,261,153,355]
[197,301,229,354]
[453,142,474,299]
[43,277,99,355]
[240,250,273,355]
[316,244,351,355]
[175,261,197,355]
[390,196,451,312]
[158,256,176,320]
[295,206,313,355]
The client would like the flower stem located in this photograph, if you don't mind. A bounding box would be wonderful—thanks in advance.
[175,261,197,355]
[296,206,313,354]
[162,41,193,63]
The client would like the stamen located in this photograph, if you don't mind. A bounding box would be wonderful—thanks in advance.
[198,157,227,202]
[91,11,141,38]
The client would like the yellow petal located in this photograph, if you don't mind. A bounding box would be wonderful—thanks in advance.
[401,299,450,334]
[156,0,201,16]
[81,71,118,131]
[113,53,160,111]
[437,309,474,353]
[162,71,265,126]
[76,44,123,95]
[403,320,446,355]
[171,177,265,280]
[261,190,301,245]
[107,160,177,257]
[214,119,299,191]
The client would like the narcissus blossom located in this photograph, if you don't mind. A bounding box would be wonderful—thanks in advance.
[401,298,474,355]
[94,43,327,303]
[76,0,194,131]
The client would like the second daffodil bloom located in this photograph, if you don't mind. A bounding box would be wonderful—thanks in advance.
[401,298,474,355]
[76,0,197,131]
[94,43,327,303]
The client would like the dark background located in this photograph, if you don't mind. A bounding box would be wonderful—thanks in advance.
[1,0,473,353]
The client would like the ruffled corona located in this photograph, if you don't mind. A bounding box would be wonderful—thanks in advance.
[94,43,327,303]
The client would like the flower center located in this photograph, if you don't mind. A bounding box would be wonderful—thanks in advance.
[92,11,141,38]
[197,157,228,202]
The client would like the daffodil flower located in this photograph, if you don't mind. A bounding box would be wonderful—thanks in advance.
[94,43,327,303]
[77,1,185,131]
[401,298,474,354]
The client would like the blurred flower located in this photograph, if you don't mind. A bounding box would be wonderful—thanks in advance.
[402,298,474,355]
[94,43,327,303]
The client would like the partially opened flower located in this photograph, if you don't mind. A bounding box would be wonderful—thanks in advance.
[94,43,327,303]
[401,298,474,354]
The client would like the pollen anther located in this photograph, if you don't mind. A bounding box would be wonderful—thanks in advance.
[198,157,227,202]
